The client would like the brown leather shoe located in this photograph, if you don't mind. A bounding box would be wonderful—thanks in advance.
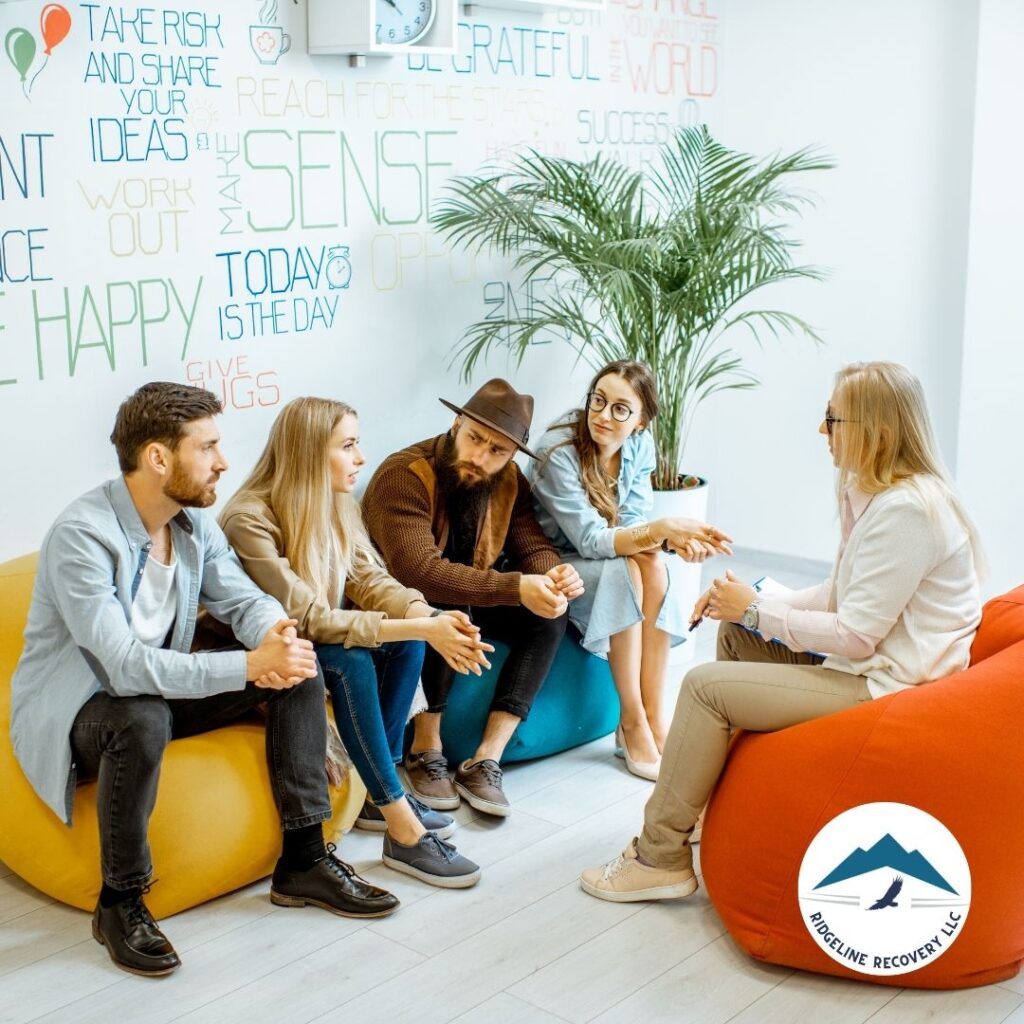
[454,758,510,818]
[402,749,459,810]
[91,892,181,977]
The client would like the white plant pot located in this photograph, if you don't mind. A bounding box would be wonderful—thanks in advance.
[651,479,709,666]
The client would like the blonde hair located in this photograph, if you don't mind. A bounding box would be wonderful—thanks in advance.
[539,360,659,526]
[832,362,985,574]
[222,397,377,601]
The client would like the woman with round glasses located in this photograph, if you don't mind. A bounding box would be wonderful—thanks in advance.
[579,361,984,902]
[528,360,733,779]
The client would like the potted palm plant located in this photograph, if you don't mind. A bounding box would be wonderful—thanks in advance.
[431,125,832,651]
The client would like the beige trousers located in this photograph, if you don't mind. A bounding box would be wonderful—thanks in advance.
[638,621,872,870]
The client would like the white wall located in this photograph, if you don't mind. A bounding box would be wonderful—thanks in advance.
[956,0,1024,596]
[694,0,979,568]
[2,0,1018,599]
[0,0,723,558]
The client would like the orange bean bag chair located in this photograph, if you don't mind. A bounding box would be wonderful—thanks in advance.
[701,586,1024,989]
[0,553,364,919]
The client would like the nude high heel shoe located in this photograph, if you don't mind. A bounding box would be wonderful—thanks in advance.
[614,725,660,782]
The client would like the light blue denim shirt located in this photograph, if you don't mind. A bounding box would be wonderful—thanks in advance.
[10,476,285,823]
[528,419,656,558]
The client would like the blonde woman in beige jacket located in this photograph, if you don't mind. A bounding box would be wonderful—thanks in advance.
[221,397,492,891]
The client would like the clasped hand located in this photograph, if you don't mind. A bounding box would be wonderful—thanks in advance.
[428,609,495,675]
[690,570,757,625]
[248,619,319,689]
[661,517,734,563]
[518,563,584,619]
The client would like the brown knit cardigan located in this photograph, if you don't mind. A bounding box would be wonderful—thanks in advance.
[361,434,561,607]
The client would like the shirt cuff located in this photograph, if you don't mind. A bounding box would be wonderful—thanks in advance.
[594,530,618,560]
[754,599,789,644]
[214,649,252,690]
[343,610,388,649]
[501,571,523,605]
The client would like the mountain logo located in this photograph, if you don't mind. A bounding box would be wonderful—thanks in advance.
[797,803,971,977]
[814,833,957,893]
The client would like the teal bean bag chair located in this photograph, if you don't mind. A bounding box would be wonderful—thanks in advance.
[438,630,620,764]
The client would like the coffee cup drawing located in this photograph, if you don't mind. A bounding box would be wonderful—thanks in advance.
[249,24,291,65]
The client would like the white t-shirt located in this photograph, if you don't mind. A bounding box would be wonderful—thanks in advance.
[131,545,178,648]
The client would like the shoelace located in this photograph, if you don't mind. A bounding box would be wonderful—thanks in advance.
[475,760,503,788]
[323,842,360,881]
[123,884,157,929]
[420,832,457,863]
[416,754,451,782]
[600,855,627,882]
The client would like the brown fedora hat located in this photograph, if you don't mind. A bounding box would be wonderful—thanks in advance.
[440,378,539,459]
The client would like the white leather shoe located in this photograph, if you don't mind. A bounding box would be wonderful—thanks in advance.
[614,726,660,782]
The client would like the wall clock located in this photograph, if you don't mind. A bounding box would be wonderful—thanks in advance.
[376,0,437,46]
[308,0,456,61]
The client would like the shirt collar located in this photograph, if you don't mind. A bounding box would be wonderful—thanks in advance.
[109,475,194,551]
[844,484,874,522]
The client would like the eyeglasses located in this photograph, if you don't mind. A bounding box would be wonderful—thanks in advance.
[824,406,857,436]
[587,392,636,423]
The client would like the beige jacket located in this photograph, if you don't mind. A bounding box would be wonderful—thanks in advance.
[221,495,426,648]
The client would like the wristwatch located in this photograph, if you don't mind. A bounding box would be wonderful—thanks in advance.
[740,601,760,631]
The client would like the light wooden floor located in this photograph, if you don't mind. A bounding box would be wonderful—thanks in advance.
[2,556,1021,1023]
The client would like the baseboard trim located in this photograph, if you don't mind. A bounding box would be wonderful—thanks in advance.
[729,545,831,579]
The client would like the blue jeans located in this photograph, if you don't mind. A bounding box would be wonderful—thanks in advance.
[316,640,425,805]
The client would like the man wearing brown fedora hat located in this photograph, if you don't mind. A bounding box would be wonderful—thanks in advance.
[362,379,584,817]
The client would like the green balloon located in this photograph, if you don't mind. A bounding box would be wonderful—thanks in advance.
[5,27,36,83]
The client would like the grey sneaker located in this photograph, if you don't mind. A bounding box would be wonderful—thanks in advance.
[402,750,459,810]
[454,759,510,818]
[355,795,456,839]
[382,832,481,889]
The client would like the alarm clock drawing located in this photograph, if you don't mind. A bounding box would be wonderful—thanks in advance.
[376,0,436,46]
[326,246,352,290]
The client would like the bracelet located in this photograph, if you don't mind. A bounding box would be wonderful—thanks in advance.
[629,524,654,549]
[661,539,674,554]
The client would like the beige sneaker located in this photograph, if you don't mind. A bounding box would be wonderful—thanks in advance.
[580,838,697,903]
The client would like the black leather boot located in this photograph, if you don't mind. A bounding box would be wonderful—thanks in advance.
[92,890,181,976]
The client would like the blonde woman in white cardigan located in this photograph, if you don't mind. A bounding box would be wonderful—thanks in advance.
[580,361,984,903]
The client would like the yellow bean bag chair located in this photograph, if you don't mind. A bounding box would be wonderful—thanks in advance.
[0,553,364,919]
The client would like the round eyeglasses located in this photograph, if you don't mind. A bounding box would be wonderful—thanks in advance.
[587,392,636,423]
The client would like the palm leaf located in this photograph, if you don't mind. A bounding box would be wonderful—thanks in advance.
[431,125,834,484]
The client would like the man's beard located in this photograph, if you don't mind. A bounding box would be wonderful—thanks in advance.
[436,431,502,504]
[163,462,218,508]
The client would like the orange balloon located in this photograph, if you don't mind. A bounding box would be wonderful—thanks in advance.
[39,3,70,56]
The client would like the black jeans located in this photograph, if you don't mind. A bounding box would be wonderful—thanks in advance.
[70,674,331,890]
[420,604,567,721]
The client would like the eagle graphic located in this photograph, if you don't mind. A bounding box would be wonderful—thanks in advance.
[867,875,903,910]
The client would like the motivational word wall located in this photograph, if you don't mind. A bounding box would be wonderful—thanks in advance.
[0,0,722,558]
